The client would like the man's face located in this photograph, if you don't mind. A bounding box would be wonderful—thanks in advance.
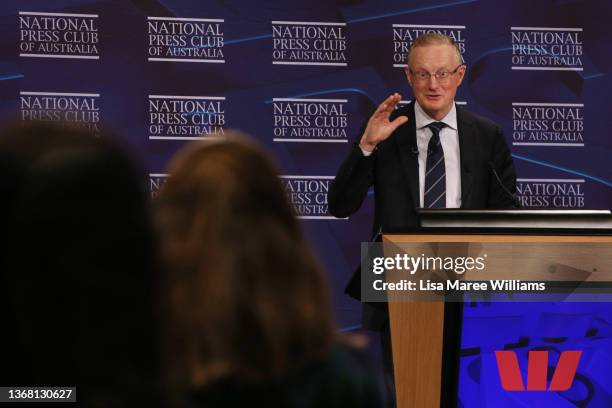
[406,44,465,120]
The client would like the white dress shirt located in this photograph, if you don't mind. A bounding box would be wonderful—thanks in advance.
[359,102,462,208]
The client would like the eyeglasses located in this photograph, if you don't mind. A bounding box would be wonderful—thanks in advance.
[408,64,465,82]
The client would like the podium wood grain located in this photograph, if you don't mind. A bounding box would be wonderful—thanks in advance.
[388,300,445,408]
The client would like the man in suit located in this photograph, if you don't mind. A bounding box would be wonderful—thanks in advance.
[328,33,517,406]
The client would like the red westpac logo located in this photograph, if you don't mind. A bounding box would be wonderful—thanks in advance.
[495,350,582,391]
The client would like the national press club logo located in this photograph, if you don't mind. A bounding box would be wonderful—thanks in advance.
[392,24,466,68]
[271,97,348,143]
[280,176,342,220]
[511,102,584,147]
[18,11,99,60]
[148,94,225,140]
[147,16,224,63]
[151,174,341,218]
[20,91,101,134]
[272,21,347,66]
[511,27,583,71]
[516,178,585,208]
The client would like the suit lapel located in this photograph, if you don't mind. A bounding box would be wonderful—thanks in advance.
[457,106,475,208]
[394,102,419,208]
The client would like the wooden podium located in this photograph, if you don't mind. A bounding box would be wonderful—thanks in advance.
[382,210,612,408]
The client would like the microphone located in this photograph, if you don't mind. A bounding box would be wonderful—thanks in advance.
[488,161,520,208]
[411,145,419,155]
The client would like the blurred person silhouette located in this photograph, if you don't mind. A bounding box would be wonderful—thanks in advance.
[156,131,382,408]
[0,121,161,407]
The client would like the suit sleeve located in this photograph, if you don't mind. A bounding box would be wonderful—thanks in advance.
[487,126,519,208]
[328,143,374,218]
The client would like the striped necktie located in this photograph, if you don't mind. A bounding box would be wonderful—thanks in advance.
[423,121,447,208]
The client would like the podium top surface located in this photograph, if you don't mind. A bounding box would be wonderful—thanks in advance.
[410,209,612,234]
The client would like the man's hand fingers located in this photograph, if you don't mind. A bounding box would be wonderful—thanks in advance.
[380,93,400,113]
[362,99,407,147]
[389,115,409,130]
[372,93,401,121]
[373,115,407,144]
[387,93,401,110]
[377,94,400,112]
[371,99,391,118]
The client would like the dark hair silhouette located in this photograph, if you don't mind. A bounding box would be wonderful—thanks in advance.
[0,121,161,407]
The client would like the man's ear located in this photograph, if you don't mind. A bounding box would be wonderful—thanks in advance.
[456,65,466,86]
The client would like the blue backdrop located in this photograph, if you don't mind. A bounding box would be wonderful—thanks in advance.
[1,1,610,406]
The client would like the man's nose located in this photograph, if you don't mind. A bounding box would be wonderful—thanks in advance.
[426,75,440,89]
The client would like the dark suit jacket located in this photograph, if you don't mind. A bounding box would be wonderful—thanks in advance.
[328,101,517,330]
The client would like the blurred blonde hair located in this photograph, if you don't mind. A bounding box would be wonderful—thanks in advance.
[157,131,335,398]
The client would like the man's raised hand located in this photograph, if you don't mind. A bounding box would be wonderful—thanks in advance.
[359,93,409,152]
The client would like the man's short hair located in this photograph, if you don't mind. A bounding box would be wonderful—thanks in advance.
[406,33,464,67]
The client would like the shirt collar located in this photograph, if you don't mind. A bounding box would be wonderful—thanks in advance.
[414,101,458,131]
